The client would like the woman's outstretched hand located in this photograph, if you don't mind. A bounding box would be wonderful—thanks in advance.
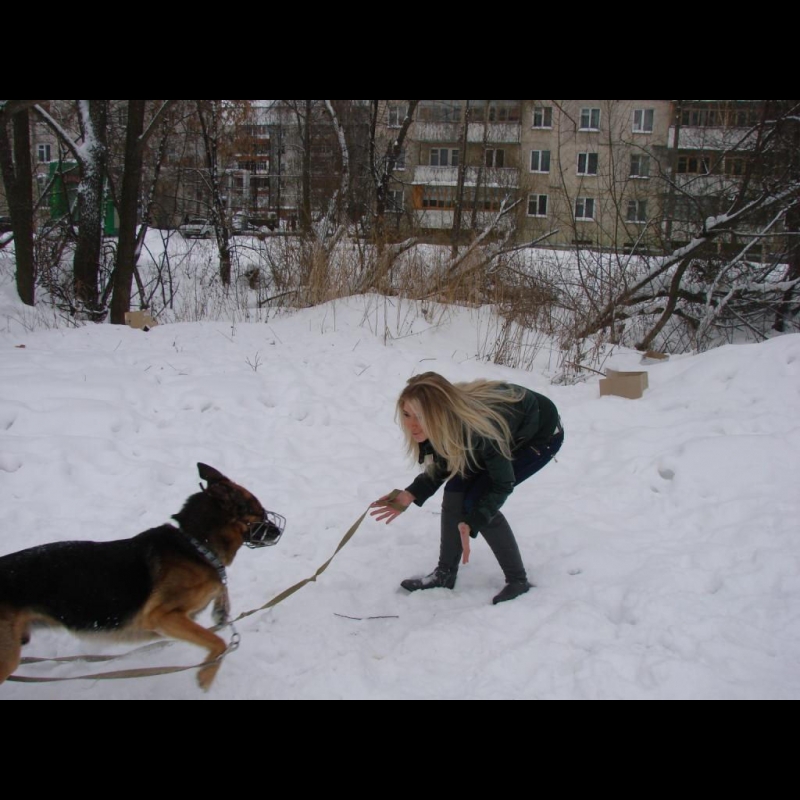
[370,490,415,524]
[459,522,471,564]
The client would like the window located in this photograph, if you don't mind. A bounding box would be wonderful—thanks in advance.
[385,148,406,172]
[734,108,759,128]
[725,157,746,176]
[430,148,459,167]
[630,154,651,178]
[633,109,655,133]
[677,155,712,175]
[387,189,405,212]
[422,186,455,209]
[419,101,462,124]
[471,101,522,123]
[577,152,599,176]
[485,149,505,168]
[37,143,51,163]
[240,124,268,138]
[532,106,553,129]
[580,108,601,131]
[681,107,721,128]
[575,197,595,220]
[388,105,408,128]
[474,187,509,211]
[675,195,721,221]
[626,200,648,223]
[530,150,551,173]
[527,194,548,217]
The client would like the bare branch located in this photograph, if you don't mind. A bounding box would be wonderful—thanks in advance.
[33,104,81,161]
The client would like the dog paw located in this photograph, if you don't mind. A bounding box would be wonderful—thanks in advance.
[197,663,221,692]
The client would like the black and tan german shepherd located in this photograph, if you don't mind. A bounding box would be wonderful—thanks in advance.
[0,463,282,691]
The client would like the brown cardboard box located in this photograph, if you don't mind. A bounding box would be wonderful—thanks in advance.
[599,369,649,400]
[124,311,159,331]
[640,350,670,365]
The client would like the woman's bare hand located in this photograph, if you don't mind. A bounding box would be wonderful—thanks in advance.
[458,522,471,564]
[370,490,415,524]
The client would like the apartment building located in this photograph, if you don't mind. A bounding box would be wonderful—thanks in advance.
[403,100,523,234]
[518,100,673,250]
[3,100,771,253]
[386,99,767,254]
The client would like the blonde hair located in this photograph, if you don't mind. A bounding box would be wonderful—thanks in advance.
[397,372,525,478]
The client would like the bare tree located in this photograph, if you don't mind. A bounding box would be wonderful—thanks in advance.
[369,99,419,245]
[451,99,472,258]
[109,100,176,324]
[35,100,110,317]
[533,100,800,354]
[0,102,36,305]
[280,100,319,232]
[195,99,236,286]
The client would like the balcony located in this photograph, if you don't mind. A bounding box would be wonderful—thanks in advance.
[415,122,521,144]
[414,209,515,230]
[413,166,520,188]
[669,126,758,151]
[673,173,740,195]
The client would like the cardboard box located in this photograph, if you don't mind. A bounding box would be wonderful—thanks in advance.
[124,311,159,331]
[640,350,670,366]
[599,369,649,400]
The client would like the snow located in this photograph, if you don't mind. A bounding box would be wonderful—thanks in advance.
[1,288,800,700]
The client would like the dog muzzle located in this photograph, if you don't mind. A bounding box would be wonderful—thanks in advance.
[245,511,286,549]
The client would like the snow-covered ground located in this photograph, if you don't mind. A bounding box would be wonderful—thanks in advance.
[1,285,799,699]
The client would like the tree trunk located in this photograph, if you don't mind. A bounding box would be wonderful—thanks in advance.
[774,205,800,332]
[636,259,692,351]
[664,100,683,248]
[196,100,231,286]
[72,100,108,315]
[773,106,800,333]
[110,100,147,324]
[451,101,470,259]
[0,108,36,305]
[301,100,312,232]
[371,99,419,261]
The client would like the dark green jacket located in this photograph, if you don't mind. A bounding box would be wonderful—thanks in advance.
[405,385,560,533]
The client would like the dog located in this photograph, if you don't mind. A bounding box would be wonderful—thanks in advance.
[0,463,284,691]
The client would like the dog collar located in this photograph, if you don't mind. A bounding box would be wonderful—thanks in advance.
[182,533,228,586]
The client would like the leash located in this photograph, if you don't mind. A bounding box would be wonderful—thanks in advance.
[8,493,402,685]
[229,491,405,624]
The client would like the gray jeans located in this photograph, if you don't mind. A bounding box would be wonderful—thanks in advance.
[438,491,527,583]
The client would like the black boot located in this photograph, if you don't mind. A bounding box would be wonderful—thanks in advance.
[401,567,457,592]
[399,491,464,593]
[479,510,532,604]
[492,580,532,605]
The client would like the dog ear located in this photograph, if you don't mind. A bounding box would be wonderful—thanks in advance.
[198,463,228,485]
[205,481,237,509]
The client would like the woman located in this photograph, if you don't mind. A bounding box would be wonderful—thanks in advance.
[371,372,564,605]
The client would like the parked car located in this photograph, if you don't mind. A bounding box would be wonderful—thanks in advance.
[232,212,278,235]
[0,216,13,234]
[231,213,257,235]
[250,213,278,232]
[179,217,213,239]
